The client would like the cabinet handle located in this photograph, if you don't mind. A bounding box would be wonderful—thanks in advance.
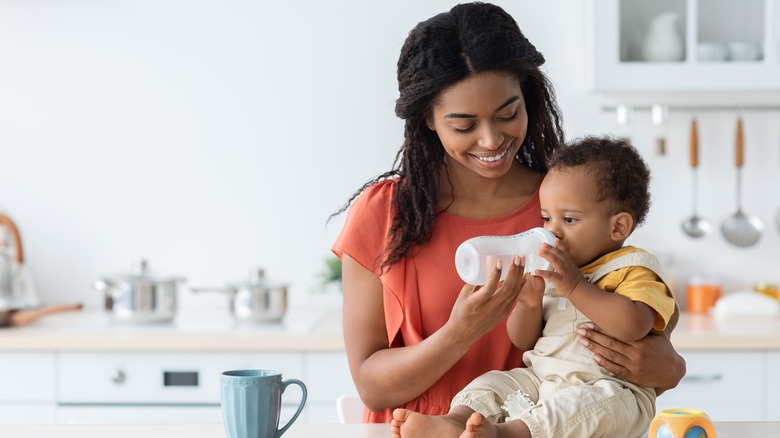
[111,369,126,385]
[681,374,722,383]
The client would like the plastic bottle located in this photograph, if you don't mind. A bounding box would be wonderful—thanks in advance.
[455,227,556,285]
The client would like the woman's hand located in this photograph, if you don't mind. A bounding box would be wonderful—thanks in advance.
[577,323,686,395]
[447,256,527,344]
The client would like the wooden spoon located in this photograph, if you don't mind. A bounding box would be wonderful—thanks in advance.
[7,303,83,326]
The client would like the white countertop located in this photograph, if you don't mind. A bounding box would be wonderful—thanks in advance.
[1,422,779,438]
[671,312,780,350]
[1,308,779,352]
[0,307,345,351]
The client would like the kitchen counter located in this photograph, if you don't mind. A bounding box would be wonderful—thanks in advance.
[0,308,345,352]
[1,422,779,438]
[670,312,780,350]
[1,309,779,352]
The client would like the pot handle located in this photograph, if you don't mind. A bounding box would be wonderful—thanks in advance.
[0,213,24,263]
[190,287,234,294]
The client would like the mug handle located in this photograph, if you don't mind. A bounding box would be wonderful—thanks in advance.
[276,378,307,437]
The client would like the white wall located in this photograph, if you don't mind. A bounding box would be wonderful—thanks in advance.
[1,1,779,312]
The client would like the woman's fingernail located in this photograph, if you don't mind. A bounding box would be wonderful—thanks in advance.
[576,328,586,336]
[579,338,590,347]
[496,259,503,270]
[514,256,522,267]
[584,323,595,329]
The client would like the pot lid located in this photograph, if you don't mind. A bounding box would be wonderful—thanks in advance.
[227,267,286,289]
[102,259,185,283]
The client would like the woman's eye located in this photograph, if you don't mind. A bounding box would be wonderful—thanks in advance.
[453,125,476,134]
[498,111,518,122]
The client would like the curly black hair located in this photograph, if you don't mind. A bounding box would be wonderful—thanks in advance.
[333,2,564,272]
[547,136,652,229]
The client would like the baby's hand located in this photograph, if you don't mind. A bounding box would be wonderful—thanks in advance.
[533,240,583,297]
[516,272,545,308]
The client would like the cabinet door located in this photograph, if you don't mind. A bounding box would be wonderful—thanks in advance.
[656,351,765,421]
[592,0,780,92]
[767,352,780,421]
[0,352,56,402]
[303,352,358,424]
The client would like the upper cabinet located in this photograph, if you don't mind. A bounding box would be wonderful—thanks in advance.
[592,0,780,92]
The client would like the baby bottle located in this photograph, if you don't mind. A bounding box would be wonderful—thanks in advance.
[455,227,556,285]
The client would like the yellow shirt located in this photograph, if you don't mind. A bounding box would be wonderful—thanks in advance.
[580,246,676,332]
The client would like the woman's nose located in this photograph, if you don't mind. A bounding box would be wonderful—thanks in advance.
[477,124,504,150]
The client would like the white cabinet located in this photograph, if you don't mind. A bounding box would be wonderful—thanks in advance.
[768,352,780,421]
[657,351,765,421]
[304,352,359,423]
[0,352,57,424]
[592,0,780,92]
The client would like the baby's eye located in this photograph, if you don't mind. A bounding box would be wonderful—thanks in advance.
[564,216,576,224]
[541,216,551,223]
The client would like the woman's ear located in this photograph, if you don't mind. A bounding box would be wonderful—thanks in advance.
[426,117,435,131]
[610,212,633,241]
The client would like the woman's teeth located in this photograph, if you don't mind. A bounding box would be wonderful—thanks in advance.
[476,148,509,162]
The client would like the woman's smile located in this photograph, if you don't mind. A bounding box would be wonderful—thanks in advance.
[471,140,513,166]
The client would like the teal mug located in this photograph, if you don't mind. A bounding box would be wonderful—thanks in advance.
[220,369,307,438]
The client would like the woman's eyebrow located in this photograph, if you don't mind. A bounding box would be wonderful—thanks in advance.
[444,96,521,119]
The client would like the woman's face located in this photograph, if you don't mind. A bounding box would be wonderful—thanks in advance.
[428,71,528,179]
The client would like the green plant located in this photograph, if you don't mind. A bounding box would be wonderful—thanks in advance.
[319,256,342,288]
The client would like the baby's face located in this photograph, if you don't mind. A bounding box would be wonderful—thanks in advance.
[539,167,619,267]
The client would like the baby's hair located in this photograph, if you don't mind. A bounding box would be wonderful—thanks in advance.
[547,136,651,228]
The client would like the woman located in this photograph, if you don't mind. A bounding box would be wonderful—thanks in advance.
[331,2,685,423]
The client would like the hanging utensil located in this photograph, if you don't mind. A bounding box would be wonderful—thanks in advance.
[681,116,711,238]
[721,116,763,247]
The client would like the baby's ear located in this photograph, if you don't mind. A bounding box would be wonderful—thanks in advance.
[610,212,633,241]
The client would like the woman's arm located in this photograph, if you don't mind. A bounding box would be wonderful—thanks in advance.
[577,323,686,395]
[342,255,525,411]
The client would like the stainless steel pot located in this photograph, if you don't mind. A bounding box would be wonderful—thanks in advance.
[94,259,184,323]
[192,268,287,323]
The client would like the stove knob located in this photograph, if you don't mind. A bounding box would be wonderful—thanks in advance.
[110,369,126,385]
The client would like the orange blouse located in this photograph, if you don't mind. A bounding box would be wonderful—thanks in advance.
[332,179,543,423]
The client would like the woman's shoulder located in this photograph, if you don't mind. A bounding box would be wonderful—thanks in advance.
[351,179,398,211]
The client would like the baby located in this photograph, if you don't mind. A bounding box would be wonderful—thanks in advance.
[393,136,679,438]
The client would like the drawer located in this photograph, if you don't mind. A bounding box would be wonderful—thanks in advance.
[657,351,764,421]
[0,352,56,402]
[0,404,57,424]
[58,352,304,404]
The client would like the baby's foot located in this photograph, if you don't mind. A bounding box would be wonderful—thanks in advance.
[460,412,498,438]
[392,408,465,438]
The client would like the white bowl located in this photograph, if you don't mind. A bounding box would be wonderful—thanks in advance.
[728,42,762,61]
[697,42,729,61]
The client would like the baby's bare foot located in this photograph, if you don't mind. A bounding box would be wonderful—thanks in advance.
[392,408,465,438]
[461,412,498,438]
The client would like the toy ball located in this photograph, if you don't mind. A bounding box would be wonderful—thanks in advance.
[649,408,715,438]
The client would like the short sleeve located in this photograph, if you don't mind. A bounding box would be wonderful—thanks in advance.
[331,180,405,344]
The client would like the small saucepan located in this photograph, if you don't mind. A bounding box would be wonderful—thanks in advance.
[0,298,83,327]
[192,268,288,323]
[94,259,184,323]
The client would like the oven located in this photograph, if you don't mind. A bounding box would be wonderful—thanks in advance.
[56,351,305,424]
